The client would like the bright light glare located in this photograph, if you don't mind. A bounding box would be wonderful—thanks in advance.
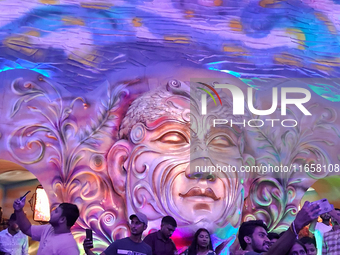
[34,188,50,221]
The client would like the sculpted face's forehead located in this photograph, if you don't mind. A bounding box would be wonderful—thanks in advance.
[119,89,191,139]
[120,83,248,145]
[189,85,248,160]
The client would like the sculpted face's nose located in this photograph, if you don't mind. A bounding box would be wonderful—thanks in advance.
[185,157,216,181]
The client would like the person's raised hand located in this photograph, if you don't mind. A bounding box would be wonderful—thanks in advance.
[294,201,321,232]
[83,238,94,252]
[329,208,340,223]
[13,197,26,212]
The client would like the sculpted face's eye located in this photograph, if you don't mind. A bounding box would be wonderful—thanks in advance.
[158,132,188,144]
[208,135,235,148]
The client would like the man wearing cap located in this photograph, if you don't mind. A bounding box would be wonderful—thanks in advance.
[83,212,152,255]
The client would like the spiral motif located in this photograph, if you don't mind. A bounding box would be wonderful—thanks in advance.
[182,109,190,122]
[90,154,106,172]
[167,79,181,89]
[102,212,116,226]
[130,123,146,144]
[24,82,35,89]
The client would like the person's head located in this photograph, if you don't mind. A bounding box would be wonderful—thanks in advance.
[8,213,19,233]
[331,208,340,226]
[187,228,214,255]
[160,216,177,239]
[238,220,269,252]
[299,237,316,255]
[267,232,280,247]
[320,212,331,222]
[108,79,253,236]
[287,240,307,255]
[49,203,79,228]
[129,212,148,236]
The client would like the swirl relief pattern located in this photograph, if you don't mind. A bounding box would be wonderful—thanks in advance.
[243,99,340,233]
[1,71,141,252]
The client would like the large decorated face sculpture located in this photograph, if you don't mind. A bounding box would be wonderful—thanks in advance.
[107,79,254,241]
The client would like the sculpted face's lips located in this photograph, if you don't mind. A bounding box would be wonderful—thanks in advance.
[179,187,221,201]
[194,203,210,210]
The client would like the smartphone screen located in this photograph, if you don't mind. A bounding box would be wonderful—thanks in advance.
[20,191,31,201]
[86,229,93,240]
[86,229,93,248]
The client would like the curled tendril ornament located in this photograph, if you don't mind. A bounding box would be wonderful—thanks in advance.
[90,154,106,172]
[182,109,190,122]
[130,123,146,144]
[167,79,181,89]
[102,212,116,227]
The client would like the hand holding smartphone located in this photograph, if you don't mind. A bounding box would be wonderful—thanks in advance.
[13,191,31,211]
[85,229,93,249]
[310,198,334,215]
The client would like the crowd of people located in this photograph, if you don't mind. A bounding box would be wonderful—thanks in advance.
[0,197,339,255]
[234,205,340,255]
